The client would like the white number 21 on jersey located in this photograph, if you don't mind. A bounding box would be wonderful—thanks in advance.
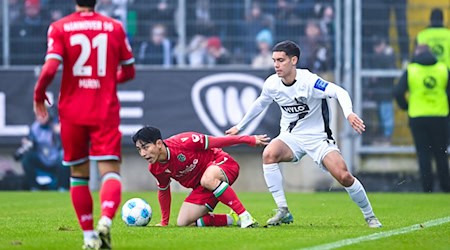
[70,33,107,77]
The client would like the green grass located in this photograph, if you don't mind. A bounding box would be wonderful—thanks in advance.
[0,191,449,250]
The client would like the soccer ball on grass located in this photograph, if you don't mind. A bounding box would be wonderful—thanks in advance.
[121,198,152,226]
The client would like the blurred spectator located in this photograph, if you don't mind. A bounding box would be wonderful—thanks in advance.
[8,0,23,25]
[14,111,69,191]
[362,0,410,66]
[243,1,274,64]
[10,0,48,65]
[251,29,274,69]
[46,0,70,22]
[130,0,176,46]
[205,36,231,66]
[273,0,301,42]
[185,34,207,67]
[96,0,126,24]
[318,4,335,69]
[186,0,217,40]
[416,8,450,69]
[366,36,396,145]
[298,20,330,72]
[137,24,174,67]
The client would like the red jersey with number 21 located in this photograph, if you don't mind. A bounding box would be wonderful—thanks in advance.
[149,132,231,189]
[46,11,134,126]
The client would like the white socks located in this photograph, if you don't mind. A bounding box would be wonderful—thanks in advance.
[345,178,375,218]
[263,163,288,208]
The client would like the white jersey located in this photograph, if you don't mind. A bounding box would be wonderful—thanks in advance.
[237,69,354,137]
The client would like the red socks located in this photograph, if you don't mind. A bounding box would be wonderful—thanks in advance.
[70,177,93,231]
[100,173,122,219]
[213,182,246,215]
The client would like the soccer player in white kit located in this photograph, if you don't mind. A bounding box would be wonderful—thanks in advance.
[226,40,382,228]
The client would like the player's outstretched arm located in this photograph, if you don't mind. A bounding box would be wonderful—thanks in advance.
[347,113,365,134]
[208,134,270,148]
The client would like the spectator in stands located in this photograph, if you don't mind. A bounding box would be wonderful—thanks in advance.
[46,0,70,22]
[298,19,330,72]
[10,0,48,65]
[243,1,274,64]
[273,0,301,42]
[137,24,173,67]
[366,36,396,145]
[205,36,231,66]
[394,45,450,193]
[252,29,274,69]
[416,8,450,69]
[130,0,176,46]
[362,0,410,67]
[185,34,207,67]
[186,0,216,40]
[96,0,126,24]
[14,110,69,191]
[8,0,23,25]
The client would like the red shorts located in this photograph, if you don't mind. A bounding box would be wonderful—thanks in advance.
[60,120,122,166]
[184,154,240,210]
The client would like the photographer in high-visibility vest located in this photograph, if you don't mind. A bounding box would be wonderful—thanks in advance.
[416,8,450,68]
[394,45,450,193]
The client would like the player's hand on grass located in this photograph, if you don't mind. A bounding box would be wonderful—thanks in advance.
[225,126,239,135]
[254,134,270,147]
[347,113,365,134]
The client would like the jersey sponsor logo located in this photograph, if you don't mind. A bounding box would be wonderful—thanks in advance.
[164,169,171,174]
[191,73,267,136]
[281,104,309,114]
[177,153,186,162]
[176,159,198,177]
[314,78,328,91]
[180,137,189,142]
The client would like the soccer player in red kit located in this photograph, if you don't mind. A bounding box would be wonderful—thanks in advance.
[33,0,135,249]
[132,126,270,228]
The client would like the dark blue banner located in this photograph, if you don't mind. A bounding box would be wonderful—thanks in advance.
[0,68,280,147]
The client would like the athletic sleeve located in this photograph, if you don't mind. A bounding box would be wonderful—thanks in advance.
[45,24,64,62]
[236,83,273,131]
[207,135,256,148]
[157,187,171,226]
[117,23,135,65]
[311,78,354,119]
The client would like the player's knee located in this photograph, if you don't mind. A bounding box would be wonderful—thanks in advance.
[262,149,279,163]
[177,216,194,226]
[338,172,354,187]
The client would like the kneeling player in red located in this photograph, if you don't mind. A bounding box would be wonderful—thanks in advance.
[132,126,269,228]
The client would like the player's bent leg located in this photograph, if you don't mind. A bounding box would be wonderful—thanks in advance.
[262,139,295,226]
[177,202,210,226]
[323,151,381,228]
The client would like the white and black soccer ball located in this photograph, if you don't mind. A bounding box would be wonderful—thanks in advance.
[121,198,152,226]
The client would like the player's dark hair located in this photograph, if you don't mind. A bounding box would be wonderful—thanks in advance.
[75,0,96,8]
[132,126,162,144]
[272,40,301,59]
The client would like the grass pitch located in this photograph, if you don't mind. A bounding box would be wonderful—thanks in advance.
[0,191,449,250]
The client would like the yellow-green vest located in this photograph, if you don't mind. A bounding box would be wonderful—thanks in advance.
[407,62,449,118]
[417,27,450,68]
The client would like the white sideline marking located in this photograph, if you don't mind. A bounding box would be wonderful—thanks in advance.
[300,216,450,250]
